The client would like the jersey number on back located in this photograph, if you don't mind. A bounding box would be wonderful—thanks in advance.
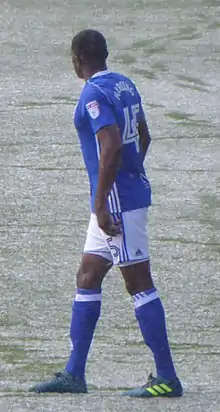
[122,104,140,152]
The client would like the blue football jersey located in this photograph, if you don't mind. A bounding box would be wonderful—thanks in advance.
[73,69,151,213]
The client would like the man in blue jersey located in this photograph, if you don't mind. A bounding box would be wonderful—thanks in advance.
[30,29,182,397]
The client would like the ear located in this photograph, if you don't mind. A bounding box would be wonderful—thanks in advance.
[78,53,85,65]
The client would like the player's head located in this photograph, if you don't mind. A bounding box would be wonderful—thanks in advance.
[71,29,109,79]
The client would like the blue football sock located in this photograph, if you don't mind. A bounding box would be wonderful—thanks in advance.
[65,288,101,378]
[134,288,176,381]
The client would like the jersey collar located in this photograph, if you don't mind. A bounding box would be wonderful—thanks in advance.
[91,69,112,78]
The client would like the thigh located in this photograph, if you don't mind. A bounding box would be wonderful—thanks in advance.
[84,213,113,263]
[120,207,149,265]
[77,252,112,289]
[101,208,150,266]
[119,208,153,293]
[119,259,154,295]
[79,214,113,289]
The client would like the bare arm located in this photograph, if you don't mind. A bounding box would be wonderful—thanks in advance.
[95,124,122,236]
[95,124,122,213]
[138,117,151,160]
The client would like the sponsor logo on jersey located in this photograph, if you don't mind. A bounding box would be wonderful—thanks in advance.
[86,100,100,119]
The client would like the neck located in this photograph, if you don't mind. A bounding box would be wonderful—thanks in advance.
[83,63,108,81]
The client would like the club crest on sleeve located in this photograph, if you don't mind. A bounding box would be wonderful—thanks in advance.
[86,100,100,119]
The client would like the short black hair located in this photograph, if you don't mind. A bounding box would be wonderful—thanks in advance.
[71,29,109,64]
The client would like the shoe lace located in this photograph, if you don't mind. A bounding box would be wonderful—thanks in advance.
[55,372,63,379]
[141,373,155,389]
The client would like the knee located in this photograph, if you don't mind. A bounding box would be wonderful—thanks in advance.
[76,254,111,290]
[124,280,136,296]
[125,278,154,296]
[76,264,106,289]
[122,260,154,296]
[76,269,99,289]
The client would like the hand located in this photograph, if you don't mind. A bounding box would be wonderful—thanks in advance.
[96,207,122,236]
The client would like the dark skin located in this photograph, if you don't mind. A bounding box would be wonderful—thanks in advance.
[95,124,122,236]
[73,53,153,295]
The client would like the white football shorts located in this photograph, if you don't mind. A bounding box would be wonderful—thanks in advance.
[84,207,149,267]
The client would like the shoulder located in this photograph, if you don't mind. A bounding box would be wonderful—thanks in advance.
[76,84,99,118]
[111,73,141,100]
[82,81,114,108]
[79,82,104,103]
[79,83,93,101]
[111,71,136,85]
[74,84,95,120]
[78,84,106,121]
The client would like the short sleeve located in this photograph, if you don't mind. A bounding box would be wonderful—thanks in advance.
[84,86,116,134]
